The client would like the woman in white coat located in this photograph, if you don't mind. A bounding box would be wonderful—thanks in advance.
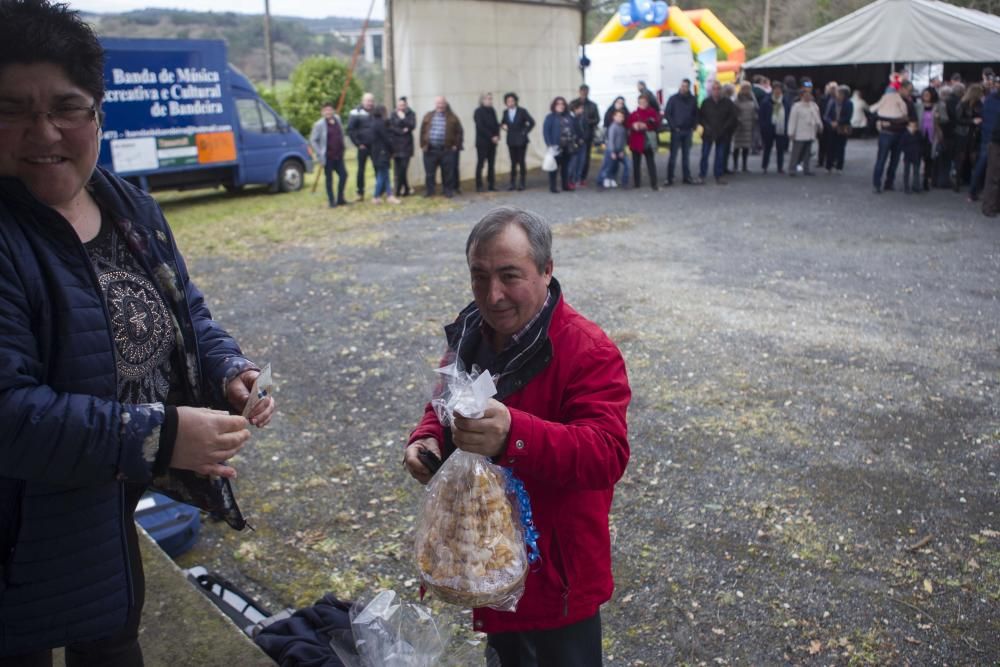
[787,88,823,175]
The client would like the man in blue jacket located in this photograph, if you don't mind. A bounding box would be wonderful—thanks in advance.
[663,78,698,185]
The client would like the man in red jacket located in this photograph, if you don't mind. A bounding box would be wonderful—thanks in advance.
[404,207,631,666]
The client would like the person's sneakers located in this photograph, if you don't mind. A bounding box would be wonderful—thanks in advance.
[488,186,498,192]
[517,184,525,191]
[873,186,882,194]
[356,192,364,201]
[686,177,702,185]
[337,198,348,206]
[476,185,485,193]
[387,195,402,204]
[507,183,517,191]
[550,187,559,193]
[371,196,383,204]
[328,202,336,208]
[577,180,587,188]
[664,179,674,186]
[715,178,728,185]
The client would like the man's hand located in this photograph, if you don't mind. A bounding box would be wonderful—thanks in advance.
[227,369,276,427]
[492,136,499,144]
[404,437,441,485]
[452,399,511,458]
[171,407,251,479]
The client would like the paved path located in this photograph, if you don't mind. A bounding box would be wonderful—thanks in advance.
[177,139,999,665]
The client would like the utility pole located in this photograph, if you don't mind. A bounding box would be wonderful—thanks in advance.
[384,0,395,105]
[762,0,771,50]
[263,0,276,88]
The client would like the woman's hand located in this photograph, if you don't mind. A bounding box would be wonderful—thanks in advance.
[171,407,251,478]
[227,369,276,427]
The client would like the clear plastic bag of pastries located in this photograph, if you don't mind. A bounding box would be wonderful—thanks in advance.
[414,450,527,612]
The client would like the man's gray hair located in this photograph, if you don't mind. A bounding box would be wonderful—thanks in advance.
[466,207,552,273]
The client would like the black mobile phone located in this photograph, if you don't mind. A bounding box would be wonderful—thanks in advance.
[417,448,442,475]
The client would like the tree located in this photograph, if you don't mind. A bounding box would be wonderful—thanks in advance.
[284,56,362,136]
[256,84,283,116]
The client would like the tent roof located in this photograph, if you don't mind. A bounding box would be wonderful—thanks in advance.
[745,0,1000,69]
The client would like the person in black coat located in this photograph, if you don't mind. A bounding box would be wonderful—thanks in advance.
[370,105,399,203]
[569,84,601,184]
[500,92,536,191]
[663,78,698,184]
[387,96,416,196]
[698,81,739,184]
[603,96,630,129]
[823,85,854,172]
[474,93,501,192]
[347,92,376,201]
[759,81,793,173]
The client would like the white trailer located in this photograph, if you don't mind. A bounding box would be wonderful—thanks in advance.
[583,36,697,121]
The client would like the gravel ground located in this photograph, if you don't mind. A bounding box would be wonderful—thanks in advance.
[174,139,999,666]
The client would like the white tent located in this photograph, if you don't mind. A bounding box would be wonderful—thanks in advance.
[745,0,1000,69]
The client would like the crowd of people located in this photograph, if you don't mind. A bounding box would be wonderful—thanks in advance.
[309,71,1000,217]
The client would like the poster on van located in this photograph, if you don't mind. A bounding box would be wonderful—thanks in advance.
[99,38,238,173]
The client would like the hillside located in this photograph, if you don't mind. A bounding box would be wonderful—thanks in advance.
[85,9,384,86]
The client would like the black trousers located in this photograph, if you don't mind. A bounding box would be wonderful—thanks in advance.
[487,612,602,667]
[423,148,455,196]
[632,147,657,189]
[825,134,848,171]
[508,145,527,186]
[548,152,570,192]
[393,156,411,195]
[0,485,146,667]
[761,132,788,172]
[324,158,347,205]
[356,146,370,196]
[579,138,594,180]
[476,143,497,189]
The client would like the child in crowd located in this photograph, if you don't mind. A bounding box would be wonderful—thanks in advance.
[598,110,630,188]
[900,121,924,194]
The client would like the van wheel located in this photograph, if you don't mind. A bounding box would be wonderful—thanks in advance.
[278,159,304,192]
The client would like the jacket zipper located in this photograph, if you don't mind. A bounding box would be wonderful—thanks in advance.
[551,528,570,617]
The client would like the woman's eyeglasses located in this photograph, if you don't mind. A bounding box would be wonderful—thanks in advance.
[0,106,97,129]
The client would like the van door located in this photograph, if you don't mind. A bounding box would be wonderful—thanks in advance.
[234,95,289,186]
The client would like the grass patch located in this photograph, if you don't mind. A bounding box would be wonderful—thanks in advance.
[154,148,458,260]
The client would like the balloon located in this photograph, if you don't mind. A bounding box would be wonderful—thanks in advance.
[618,0,669,28]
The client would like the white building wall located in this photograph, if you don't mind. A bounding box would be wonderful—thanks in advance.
[392,0,581,186]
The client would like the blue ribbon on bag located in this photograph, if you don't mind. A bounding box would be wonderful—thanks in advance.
[502,469,541,565]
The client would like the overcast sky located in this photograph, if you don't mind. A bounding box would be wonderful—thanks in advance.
[67,0,385,20]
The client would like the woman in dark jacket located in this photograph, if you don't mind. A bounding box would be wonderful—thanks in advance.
[499,92,535,191]
[370,105,399,204]
[387,96,416,196]
[543,97,574,193]
[953,84,984,191]
[759,81,791,173]
[603,96,629,129]
[823,85,854,172]
[0,2,273,663]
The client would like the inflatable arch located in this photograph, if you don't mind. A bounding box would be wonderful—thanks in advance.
[593,3,745,85]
